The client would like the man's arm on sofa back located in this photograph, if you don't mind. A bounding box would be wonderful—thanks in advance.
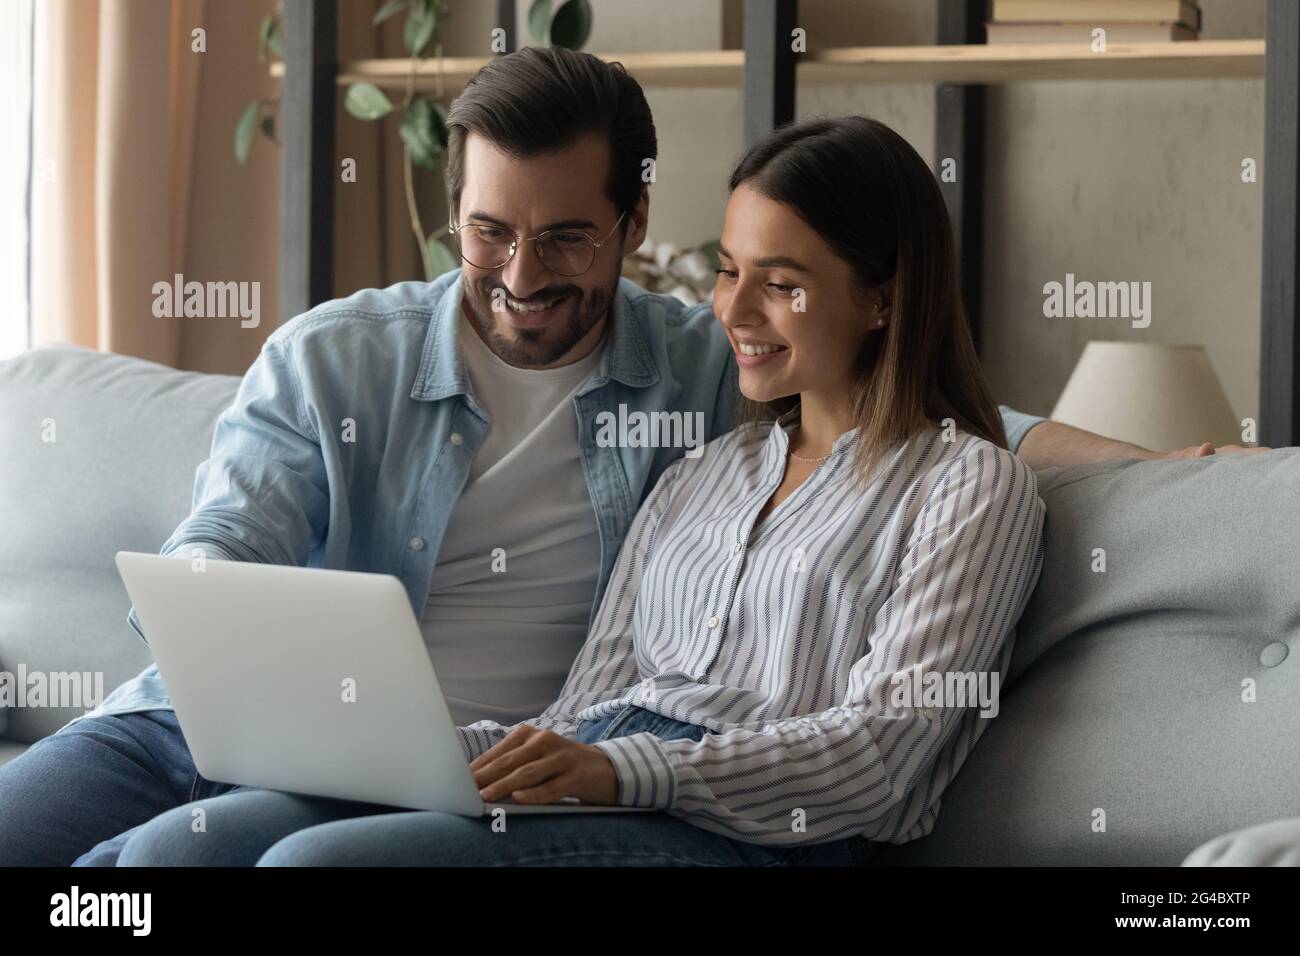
[1009,414,1158,470]
[999,404,1268,470]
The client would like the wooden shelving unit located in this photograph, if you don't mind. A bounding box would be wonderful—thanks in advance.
[802,38,1263,83]
[276,0,1299,447]
[269,39,1264,91]
[272,50,746,90]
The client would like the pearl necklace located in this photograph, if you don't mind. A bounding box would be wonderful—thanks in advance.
[788,449,832,463]
[787,426,832,463]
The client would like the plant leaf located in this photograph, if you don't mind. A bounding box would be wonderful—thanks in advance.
[527,0,552,44]
[549,0,592,50]
[400,97,441,169]
[344,82,394,120]
[267,15,284,57]
[404,0,436,56]
[258,14,274,63]
[235,100,260,164]
[429,0,450,47]
[373,0,410,26]
[425,235,458,279]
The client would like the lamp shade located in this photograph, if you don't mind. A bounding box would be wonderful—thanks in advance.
[1049,342,1240,450]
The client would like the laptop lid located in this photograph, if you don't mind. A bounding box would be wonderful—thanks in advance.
[114,551,484,815]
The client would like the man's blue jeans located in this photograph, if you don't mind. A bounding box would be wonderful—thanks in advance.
[0,705,874,866]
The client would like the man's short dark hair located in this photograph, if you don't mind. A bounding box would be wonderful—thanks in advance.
[446,46,657,226]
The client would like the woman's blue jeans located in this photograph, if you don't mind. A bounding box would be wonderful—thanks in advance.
[0,705,874,866]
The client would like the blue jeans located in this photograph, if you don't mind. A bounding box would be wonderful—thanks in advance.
[0,710,202,866]
[0,705,873,866]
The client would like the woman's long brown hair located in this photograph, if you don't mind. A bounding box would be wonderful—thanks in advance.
[727,115,1007,483]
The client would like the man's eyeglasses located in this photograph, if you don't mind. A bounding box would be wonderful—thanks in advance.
[449,211,628,277]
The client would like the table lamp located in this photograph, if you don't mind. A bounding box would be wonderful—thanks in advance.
[1049,341,1241,450]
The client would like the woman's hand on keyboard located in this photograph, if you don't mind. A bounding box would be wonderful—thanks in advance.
[471,726,619,806]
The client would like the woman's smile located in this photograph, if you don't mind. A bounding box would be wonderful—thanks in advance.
[733,335,790,367]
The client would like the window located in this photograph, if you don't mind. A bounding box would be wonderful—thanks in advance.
[0,0,33,359]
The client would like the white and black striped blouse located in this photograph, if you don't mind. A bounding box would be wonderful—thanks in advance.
[460,411,1046,846]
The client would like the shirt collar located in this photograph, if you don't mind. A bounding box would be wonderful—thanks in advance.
[410,271,660,402]
[764,404,860,470]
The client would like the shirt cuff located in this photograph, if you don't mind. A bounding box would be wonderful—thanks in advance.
[998,404,1047,454]
[162,541,238,563]
[592,733,677,810]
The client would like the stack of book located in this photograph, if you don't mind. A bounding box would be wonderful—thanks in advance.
[986,0,1202,44]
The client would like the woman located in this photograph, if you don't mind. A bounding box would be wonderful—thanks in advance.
[255,116,1046,866]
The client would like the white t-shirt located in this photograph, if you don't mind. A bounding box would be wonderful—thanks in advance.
[420,312,606,727]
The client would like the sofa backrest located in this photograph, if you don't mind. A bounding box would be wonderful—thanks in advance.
[0,345,240,741]
[875,448,1300,866]
[5,345,1298,867]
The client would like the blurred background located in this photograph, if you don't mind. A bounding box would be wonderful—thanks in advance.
[0,0,1268,433]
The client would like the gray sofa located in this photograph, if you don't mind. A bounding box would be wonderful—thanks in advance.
[3,344,1298,865]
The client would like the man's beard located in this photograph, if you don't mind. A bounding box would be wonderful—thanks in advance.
[462,272,617,368]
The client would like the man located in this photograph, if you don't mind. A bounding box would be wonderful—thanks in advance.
[0,46,1257,866]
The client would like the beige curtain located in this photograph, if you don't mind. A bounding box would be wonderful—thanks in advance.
[32,0,205,366]
[31,0,439,375]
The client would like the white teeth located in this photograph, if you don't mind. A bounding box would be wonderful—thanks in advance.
[506,295,563,313]
[739,343,787,356]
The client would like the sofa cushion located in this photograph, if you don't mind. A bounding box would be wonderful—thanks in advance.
[873,449,1300,866]
[1182,816,1300,866]
[0,345,240,742]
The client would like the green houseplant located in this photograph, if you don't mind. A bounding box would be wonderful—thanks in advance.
[235,0,593,282]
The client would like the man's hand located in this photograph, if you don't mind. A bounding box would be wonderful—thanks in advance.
[1162,442,1272,460]
[471,725,619,806]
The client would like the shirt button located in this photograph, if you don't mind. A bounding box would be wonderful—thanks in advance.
[408,537,425,552]
[734,542,744,554]
[707,615,720,629]
[449,432,463,446]
[1260,642,1288,667]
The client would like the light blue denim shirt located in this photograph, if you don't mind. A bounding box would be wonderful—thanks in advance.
[70,269,1045,727]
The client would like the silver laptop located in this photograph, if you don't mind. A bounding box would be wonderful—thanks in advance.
[114,551,649,816]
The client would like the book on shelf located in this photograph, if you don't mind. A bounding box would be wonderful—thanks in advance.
[986,21,1199,44]
[990,0,1201,31]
